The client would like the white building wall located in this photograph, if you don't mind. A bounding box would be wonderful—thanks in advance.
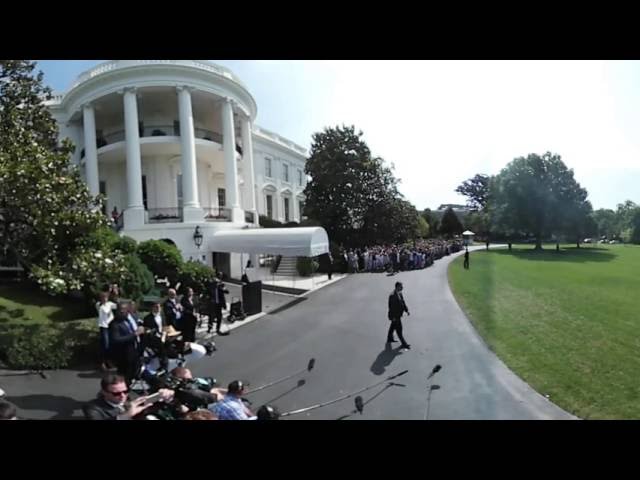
[99,162,127,213]
[252,135,307,223]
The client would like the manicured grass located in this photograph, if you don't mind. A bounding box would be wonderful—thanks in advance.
[0,284,97,368]
[0,284,94,326]
[448,244,640,419]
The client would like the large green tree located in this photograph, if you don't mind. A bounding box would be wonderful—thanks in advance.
[629,208,640,244]
[439,206,464,238]
[0,60,116,294]
[592,208,617,239]
[455,173,491,211]
[304,125,416,247]
[421,208,439,237]
[490,152,591,250]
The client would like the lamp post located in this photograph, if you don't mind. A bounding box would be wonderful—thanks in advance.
[193,226,203,249]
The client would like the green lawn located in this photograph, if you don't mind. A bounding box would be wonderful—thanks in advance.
[448,244,640,419]
[0,285,97,367]
[0,284,94,326]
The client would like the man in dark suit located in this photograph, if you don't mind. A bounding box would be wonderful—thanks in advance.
[180,287,197,342]
[209,278,229,335]
[83,373,172,420]
[109,302,145,386]
[464,248,470,270]
[163,288,183,328]
[143,302,164,333]
[387,281,410,350]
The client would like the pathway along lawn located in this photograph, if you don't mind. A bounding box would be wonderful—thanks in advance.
[448,244,640,419]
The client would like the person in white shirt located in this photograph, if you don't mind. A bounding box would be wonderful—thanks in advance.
[96,291,117,370]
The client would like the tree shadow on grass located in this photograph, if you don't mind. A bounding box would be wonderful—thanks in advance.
[491,247,616,264]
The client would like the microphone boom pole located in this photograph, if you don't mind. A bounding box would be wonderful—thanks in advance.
[281,370,409,418]
[245,358,316,395]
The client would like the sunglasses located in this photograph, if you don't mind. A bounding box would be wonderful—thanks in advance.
[106,389,128,396]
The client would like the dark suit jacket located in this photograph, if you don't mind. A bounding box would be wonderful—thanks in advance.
[143,312,164,332]
[108,314,139,362]
[388,291,409,320]
[181,295,196,317]
[83,396,122,420]
[163,298,181,327]
[212,283,229,307]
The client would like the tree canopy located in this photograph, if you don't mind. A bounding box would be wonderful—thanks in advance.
[0,60,117,293]
[304,125,421,247]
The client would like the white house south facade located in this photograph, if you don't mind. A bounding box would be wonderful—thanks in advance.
[46,60,308,278]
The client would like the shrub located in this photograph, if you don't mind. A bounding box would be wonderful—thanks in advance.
[259,215,284,228]
[0,319,99,370]
[177,260,216,295]
[137,240,183,286]
[120,254,154,303]
[2,324,74,370]
[296,257,319,277]
[113,235,137,254]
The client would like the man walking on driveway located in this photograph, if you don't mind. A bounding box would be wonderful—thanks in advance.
[387,281,410,350]
[464,248,470,270]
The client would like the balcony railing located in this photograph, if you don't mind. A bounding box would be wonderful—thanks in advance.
[71,61,248,92]
[245,211,255,224]
[147,207,183,223]
[204,207,232,222]
[86,127,238,151]
[194,128,222,143]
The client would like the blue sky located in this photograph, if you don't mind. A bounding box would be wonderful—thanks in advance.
[36,60,640,211]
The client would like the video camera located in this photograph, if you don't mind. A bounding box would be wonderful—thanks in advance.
[144,369,219,413]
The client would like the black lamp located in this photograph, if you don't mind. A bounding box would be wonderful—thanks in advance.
[193,226,203,249]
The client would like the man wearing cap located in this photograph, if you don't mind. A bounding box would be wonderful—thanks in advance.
[387,281,411,350]
[211,380,255,420]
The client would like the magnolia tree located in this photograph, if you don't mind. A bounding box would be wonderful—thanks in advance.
[0,60,123,295]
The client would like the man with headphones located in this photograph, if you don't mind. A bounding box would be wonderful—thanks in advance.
[210,380,256,420]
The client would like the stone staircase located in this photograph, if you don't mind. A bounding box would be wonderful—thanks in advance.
[275,256,298,276]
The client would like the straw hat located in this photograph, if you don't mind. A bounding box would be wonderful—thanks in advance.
[162,325,182,337]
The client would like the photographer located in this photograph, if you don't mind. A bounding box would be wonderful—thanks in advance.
[171,367,226,402]
[142,326,211,374]
[83,373,174,420]
[140,367,220,419]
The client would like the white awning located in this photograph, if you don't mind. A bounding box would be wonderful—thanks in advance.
[211,227,330,257]
[462,230,475,235]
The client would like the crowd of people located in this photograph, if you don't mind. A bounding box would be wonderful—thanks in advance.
[72,273,280,421]
[341,239,464,274]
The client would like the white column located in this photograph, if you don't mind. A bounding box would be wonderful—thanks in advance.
[122,88,145,228]
[292,195,299,222]
[221,97,242,222]
[276,190,283,222]
[240,116,258,225]
[82,104,100,198]
[177,86,202,223]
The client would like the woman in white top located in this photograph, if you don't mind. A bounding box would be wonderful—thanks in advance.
[96,291,117,370]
